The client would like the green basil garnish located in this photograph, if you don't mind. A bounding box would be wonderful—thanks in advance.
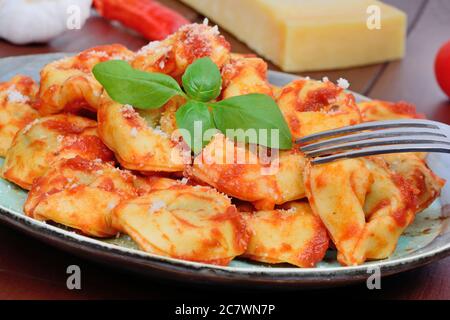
[212,94,292,150]
[93,60,184,109]
[175,100,217,154]
[93,57,292,151]
[182,57,222,102]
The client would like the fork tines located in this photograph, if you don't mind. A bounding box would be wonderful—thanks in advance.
[298,119,450,164]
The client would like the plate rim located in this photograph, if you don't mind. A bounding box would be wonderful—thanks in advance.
[1,201,449,285]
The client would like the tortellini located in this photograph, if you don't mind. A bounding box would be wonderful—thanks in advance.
[97,99,189,173]
[277,79,362,139]
[305,157,417,266]
[24,156,143,237]
[221,54,273,99]
[112,184,249,265]
[35,44,134,115]
[243,202,329,267]
[188,134,306,210]
[382,153,445,212]
[357,100,444,211]
[0,75,39,156]
[2,114,114,189]
[132,22,230,79]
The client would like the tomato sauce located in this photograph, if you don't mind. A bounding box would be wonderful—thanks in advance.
[298,86,340,112]
[43,118,89,134]
[297,222,329,267]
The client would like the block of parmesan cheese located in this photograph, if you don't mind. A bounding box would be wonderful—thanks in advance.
[180,0,407,72]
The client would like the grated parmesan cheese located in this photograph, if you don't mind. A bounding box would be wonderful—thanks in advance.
[110,54,130,61]
[337,77,350,90]
[6,85,29,103]
[322,76,329,83]
[285,207,298,213]
[70,183,79,189]
[63,135,78,145]
[137,41,172,57]
[209,25,220,36]
[107,201,117,210]
[130,127,138,137]
[88,50,109,58]
[148,200,166,214]
[152,126,169,138]
[180,23,221,51]
[121,104,134,112]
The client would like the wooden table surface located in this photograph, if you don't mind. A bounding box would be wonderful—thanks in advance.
[0,0,449,300]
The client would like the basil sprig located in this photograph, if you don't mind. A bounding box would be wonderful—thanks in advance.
[93,57,292,151]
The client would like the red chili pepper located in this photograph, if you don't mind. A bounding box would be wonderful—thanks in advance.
[94,0,190,40]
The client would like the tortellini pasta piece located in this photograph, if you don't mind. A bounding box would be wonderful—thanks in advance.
[382,153,445,212]
[277,79,362,139]
[357,100,444,210]
[24,156,142,237]
[97,99,189,173]
[305,157,417,266]
[112,184,249,265]
[188,134,306,210]
[221,54,273,99]
[132,22,230,79]
[0,75,39,156]
[1,114,114,189]
[243,202,329,268]
[35,44,134,115]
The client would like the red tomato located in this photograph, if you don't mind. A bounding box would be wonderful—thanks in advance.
[435,40,450,98]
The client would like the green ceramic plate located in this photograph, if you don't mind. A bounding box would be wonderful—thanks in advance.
[0,53,449,288]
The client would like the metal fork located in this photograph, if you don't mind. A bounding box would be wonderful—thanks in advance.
[298,119,450,164]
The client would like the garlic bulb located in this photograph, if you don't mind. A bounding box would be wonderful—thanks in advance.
[0,0,92,45]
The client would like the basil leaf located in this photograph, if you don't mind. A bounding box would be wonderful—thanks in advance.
[176,100,217,153]
[93,60,183,109]
[182,57,222,102]
[212,94,292,149]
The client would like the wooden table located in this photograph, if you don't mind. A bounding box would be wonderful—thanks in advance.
[0,0,449,300]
